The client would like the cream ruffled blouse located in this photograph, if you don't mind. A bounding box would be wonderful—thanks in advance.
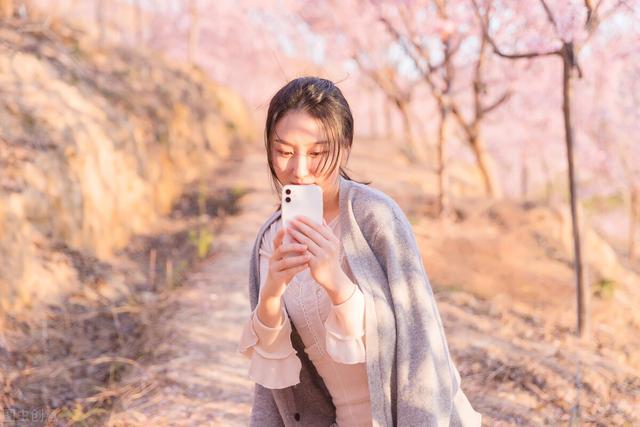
[239,216,372,427]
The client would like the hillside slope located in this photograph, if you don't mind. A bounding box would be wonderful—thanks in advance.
[0,18,255,313]
[349,137,640,424]
[412,200,640,424]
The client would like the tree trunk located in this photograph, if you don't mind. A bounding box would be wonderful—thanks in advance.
[0,0,13,20]
[540,153,552,203]
[521,143,529,200]
[134,0,143,46]
[629,186,639,260]
[95,0,105,45]
[397,101,421,162]
[436,105,449,217]
[188,0,200,65]
[369,86,377,138]
[384,97,392,141]
[468,130,502,198]
[562,43,589,339]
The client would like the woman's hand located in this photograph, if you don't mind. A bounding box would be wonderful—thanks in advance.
[261,227,310,300]
[287,216,355,304]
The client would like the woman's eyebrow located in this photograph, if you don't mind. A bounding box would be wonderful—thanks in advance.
[274,139,328,147]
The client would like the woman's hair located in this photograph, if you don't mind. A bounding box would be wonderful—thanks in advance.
[264,76,369,196]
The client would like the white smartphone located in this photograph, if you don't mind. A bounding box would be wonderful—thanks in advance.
[281,184,323,245]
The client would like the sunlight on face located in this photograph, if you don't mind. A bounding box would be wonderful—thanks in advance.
[272,110,342,197]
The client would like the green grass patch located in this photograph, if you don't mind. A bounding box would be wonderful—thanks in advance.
[593,278,616,299]
[188,228,214,259]
[583,193,625,213]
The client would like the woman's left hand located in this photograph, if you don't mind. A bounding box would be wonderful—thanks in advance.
[287,216,354,303]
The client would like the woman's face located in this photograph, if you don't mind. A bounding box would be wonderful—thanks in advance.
[271,110,344,200]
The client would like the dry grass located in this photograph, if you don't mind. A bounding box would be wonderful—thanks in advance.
[0,168,246,426]
[1,285,159,425]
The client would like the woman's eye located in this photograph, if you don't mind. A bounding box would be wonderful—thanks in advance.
[275,149,326,157]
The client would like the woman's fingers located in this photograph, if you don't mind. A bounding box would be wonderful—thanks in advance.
[273,242,307,260]
[291,217,325,245]
[288,229,322,256]
[275,253,309,272]
[276,254,310,270]
[272,227,287,250]
[295,216,337,243]
[288,263,309,276]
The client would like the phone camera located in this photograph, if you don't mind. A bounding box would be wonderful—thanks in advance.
[285,197,291,203]
[285,189,291,195]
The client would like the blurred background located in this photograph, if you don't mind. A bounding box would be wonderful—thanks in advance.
[1,0,639,425]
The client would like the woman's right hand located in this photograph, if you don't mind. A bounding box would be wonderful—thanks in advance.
[261,227,310,299]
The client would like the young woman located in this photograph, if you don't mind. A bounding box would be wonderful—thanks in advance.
[238,77,481,426]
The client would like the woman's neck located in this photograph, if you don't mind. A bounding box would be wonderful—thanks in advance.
[323,184,340,223]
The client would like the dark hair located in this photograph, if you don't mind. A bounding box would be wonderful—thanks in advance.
[264,76,369,196]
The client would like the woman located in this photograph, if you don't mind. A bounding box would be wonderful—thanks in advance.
[238,77,481,426]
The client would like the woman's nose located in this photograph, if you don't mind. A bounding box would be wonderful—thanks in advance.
[292,154,309,177]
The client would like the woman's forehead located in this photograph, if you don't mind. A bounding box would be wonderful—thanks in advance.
[274,111,324,139]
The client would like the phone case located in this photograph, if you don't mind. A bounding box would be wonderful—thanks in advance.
[281,184,323,244]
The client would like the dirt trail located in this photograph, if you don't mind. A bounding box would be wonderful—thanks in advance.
[107,138,640,426]
[109,143,274,426]
[104,136,434,426]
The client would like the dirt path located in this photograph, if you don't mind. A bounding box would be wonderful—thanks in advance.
[106,138,640,426]
[108,144,275,426]
[104,136,434,426]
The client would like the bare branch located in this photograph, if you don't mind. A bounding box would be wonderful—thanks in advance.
[471,0,562,60]
[584,0,596,24]
[449,103,472,137]
[539,0,561,39]
[448,37,464,58]
[481,90,512,116]
[396,6,440,74]
[379,14,442,79]
[471,33,487,121]
[352,50,413,106]
[576,0,627,54]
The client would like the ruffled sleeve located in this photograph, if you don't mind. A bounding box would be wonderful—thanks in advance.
[324,284,366,364]
[238,307,302,389]
[238,219,301,389]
